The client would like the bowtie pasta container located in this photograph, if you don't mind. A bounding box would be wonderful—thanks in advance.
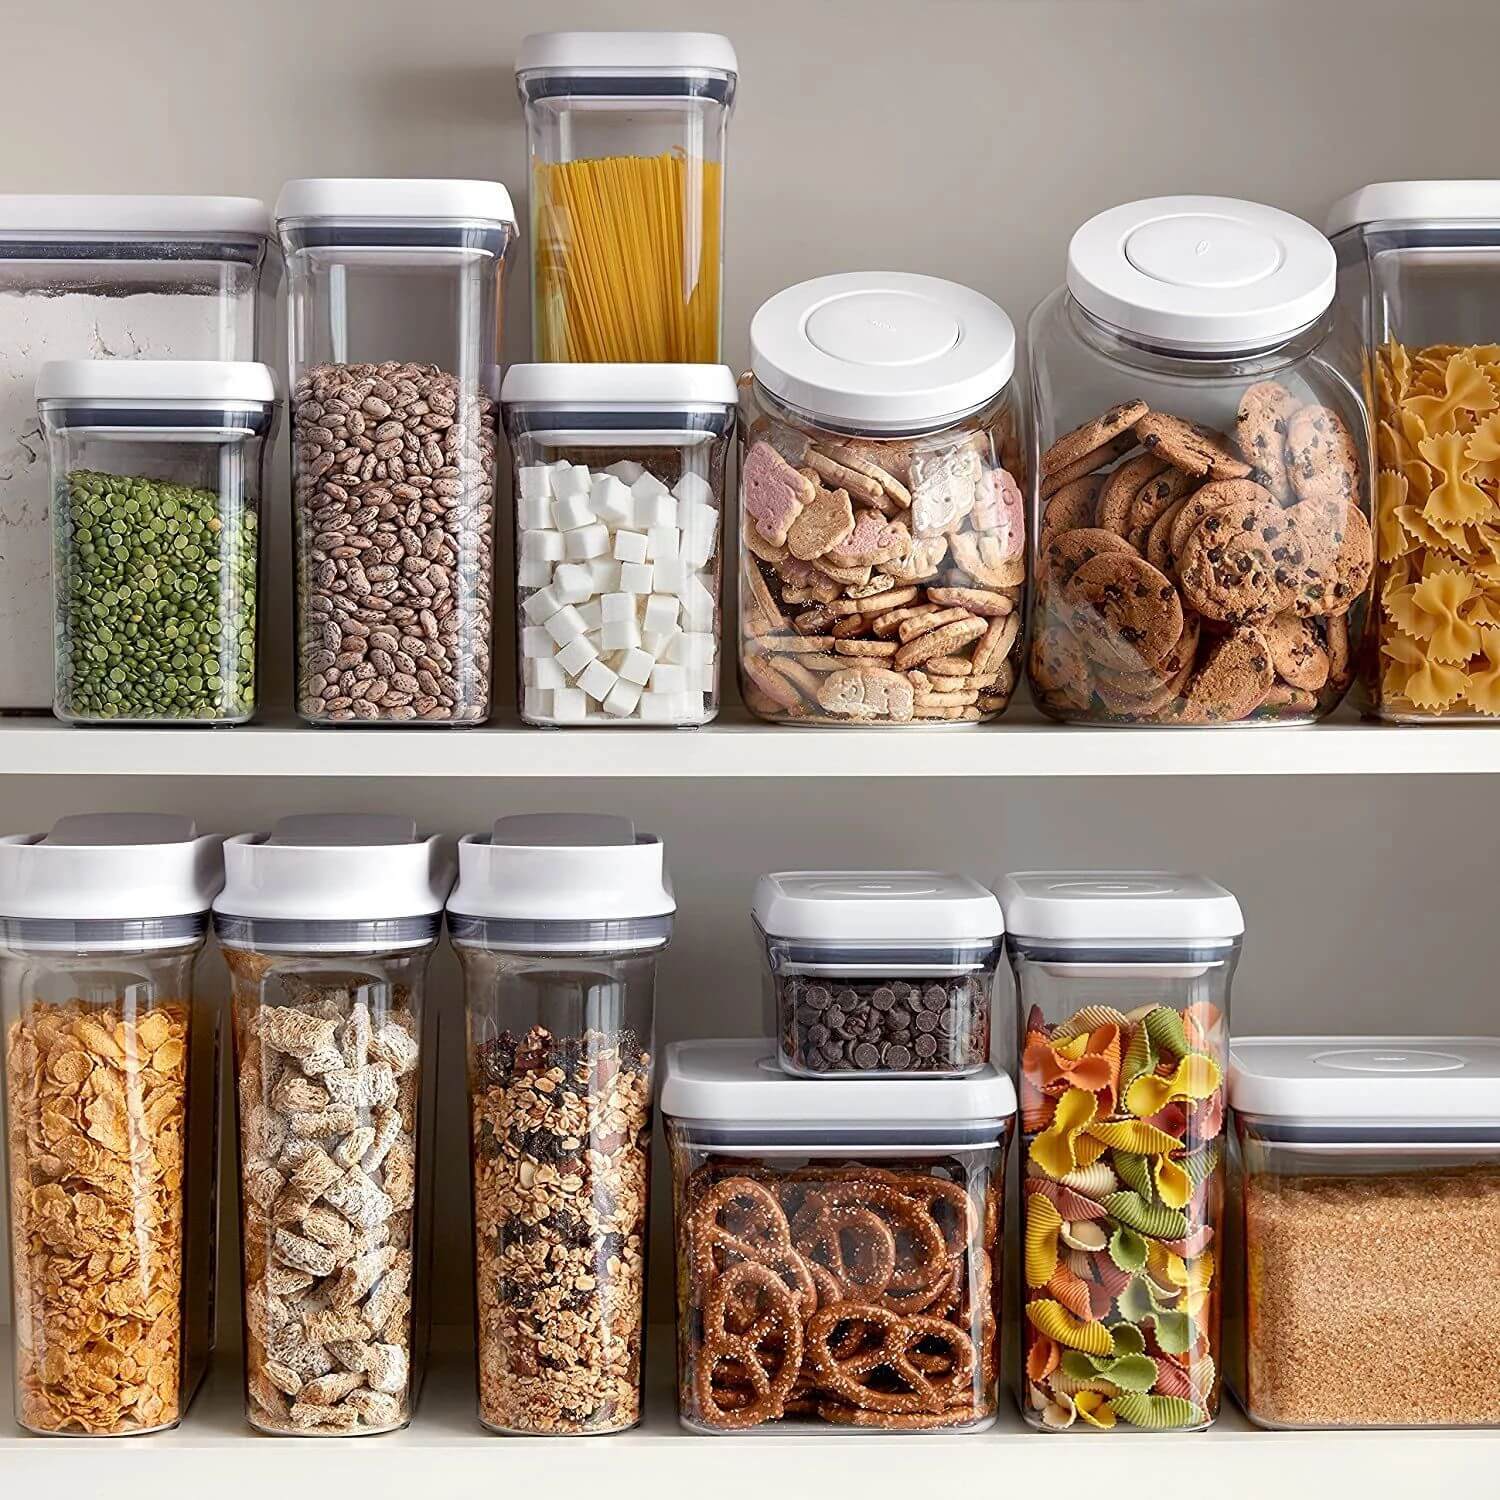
[448,813,673,1435]
[516,32,737,363]
[739,273,1026,725]
[996,871,1241,1433]
[1229,1035,1500,1429]
[1028,197,1372,724]
[1327,182,1500,721]
[502,364,736,724]
[214,814,452,1436]
[662,1037,1014,1433]
[0,813,224,1436]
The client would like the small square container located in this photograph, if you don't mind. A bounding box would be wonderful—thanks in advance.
[753,871,1003,1078]
[662,1038,1014,1433]
[1229,1035,1500,1430]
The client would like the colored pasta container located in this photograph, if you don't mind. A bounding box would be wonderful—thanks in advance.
[1229,1035,1500,1429]
[1028,197,1372,724]
[1327,183,1500,721]
[739,273,1026,725]
[752,870,1003,1078]
[996,871,1241,1432]
[502,364,736,725]
[662,1038,1013,1434]
[0,813,224,1435]
[517,32,736,364]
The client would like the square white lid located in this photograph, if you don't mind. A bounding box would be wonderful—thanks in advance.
[0,194,269,238]
[1326,181,1500,237]
[661,1038,1016,1125]
[516,32,737,79]
[1230,1036,1500,1122]
[752,871,1003,944]
[501,363,737,409]
[995,870,1244,944]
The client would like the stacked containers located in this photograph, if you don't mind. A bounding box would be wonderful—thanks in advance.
[502,364,736,724]
[0,196,271,715]
[37,361,276,724]
[215,815,450,1435]
[1229,1036,1500,1429]
[448,814,673,1434]
[516,32,737,363]
[998,871,1240,1432]
[738,273,1026,725]
[276,180,516,726]
[1028,197,1372,723]
[0,814,223,1435]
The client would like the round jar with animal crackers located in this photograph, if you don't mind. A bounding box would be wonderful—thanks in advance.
[1028,197,1372,724]
[738,273,1026,725]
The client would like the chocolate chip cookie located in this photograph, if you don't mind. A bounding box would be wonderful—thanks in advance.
[1177,495,1298,625]
[1136,412,1253,480]
[1064,551,1184,670]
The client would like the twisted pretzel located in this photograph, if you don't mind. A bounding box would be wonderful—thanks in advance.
[690,1176,817,1319]
[806,1302,977,1415]
[789,1198,899,1297]
[693,1260,804,1429]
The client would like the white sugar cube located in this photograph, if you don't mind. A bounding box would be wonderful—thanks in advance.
[588,558,622,595]
[601,592,636,624]
[552,464,593,501]
[578,659,619,703]
[519,465,554,501]
[527,656,566,690]
[672,471,714,509]
[650,558,687,596]
[614,529,649,564]
[552,494,596,531]
[643,594,680,636]
[545,606,588,647]
[577,598,603,631]
[602,617,642,651]
[522,626,553,659]
[617,648,655,686]
[681,572,717,629]
[643,627,678,659]
[638,690,679,723]
[680,505,718,568]
[607,459,646,485]
[677,689,706,721]
[629,471,670,504]
[697,663,717,694]
[603,679,643,717]
[522,528,565,563]
[523,585,563,623]
[555,635,599,676]
[567,522,610,560]
[552,562,594,604]
[647,524,681,562]
[518,558,554,590]
[522,495,554,531]
[670,631,715,667]
[619,561,654,594]
[551,686,587,722]
[591,474,635,528]
[524,686,552,720]
[637,492,678,529]
[650,662,688,695]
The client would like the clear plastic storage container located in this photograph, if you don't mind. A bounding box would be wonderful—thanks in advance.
[663,1039,1012,1433]
[1229,1035,1500,1429]
[516,32,737,363]
[997,871,1241,1432]
[0,196,271,715]
[0,813,223,1435]
[37,360,275,725]
[1327,182,1500,721]
[1028,197,1371,724]
[277,179,516,726]
[502,364,735,724]
[214,814,451,1436]
[753,871,1003,1078]
[739,273,1026,725]
[448,814,672,1435]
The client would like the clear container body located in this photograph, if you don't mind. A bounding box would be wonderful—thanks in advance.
[504,401,733,725]
[451,916,666,1435]
[0,227,268,715]
[1007,936,1236,1431]
[761,928,999,1078]
[1027,289,1372,724]
[280,216,513,725]
[218,916,438,1436]
[39,401,272,724]
[737,379,1027,725]
[0,917,218,1435]
[666,1117,1008,1433]
[520,76,733,362]
[1230,1116,1500,1428]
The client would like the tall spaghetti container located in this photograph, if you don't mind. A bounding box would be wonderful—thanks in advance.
[517,32,737,363]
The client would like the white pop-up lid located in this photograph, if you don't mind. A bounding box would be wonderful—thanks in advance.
[662,1038,1016,1128]
[36,359,277,407]
[0,813,223,923]
[516,31,738,82]
[1067,196,1336,353]
[996,871,1243,945]
[1230,1036,1500,1124]
[1326,181,1500,237]
[750,272,1017,432]
[0,195,269,238]
[275,178,516,229]
[501,363,738,409]
[753,871,1002,946]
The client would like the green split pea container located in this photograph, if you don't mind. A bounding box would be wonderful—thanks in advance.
[36,360,277,725]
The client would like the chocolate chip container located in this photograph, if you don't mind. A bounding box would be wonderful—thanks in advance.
[753,871,1002,1078]
[663,1038,1013,1433]
[0,814,223,1436]
[1028,197,1372,724]
[1228,1036,1500,1430]
[997,871,1240,1433]
[215,815,450,1436]
[738,273,1026,725]
[448,814,672,1435]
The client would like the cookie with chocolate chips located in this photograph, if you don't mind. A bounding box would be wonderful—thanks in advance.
[1177,495,1298,625]
[1064,551,1184,671]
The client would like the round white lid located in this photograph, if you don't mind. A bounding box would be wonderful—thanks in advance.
[1230,1036,1500,1122]
[1066,196,1336,353]
[214,815,453,922]
[750,272,1017,431]
[36,360,276,406]
[1326,181,1500,236]
[0,195,269,237]
[516,31,737,78]
[753,871,1002,944]
[449,813,673,923]
[0,814,223,920]
[275,179,516,227]
[501,363,738,408]
[995,870,1244,944]
[661,1039,1016,1126]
